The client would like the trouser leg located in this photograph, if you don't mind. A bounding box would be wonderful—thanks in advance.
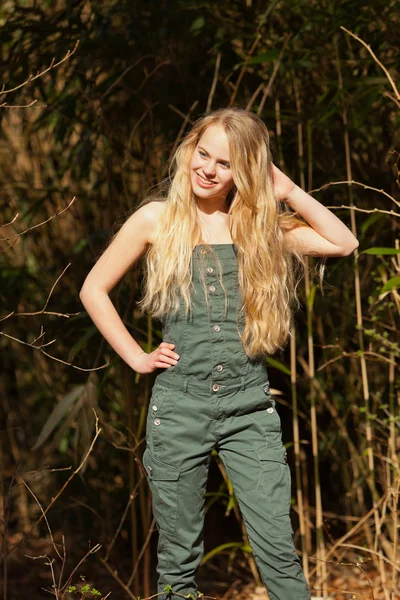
[142,383,213,600]
[218,382,311,600]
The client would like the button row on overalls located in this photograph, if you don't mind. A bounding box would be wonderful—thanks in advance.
[213,324,221,332]
[206,266,214,274]
[216,364,223,372]
[212,383,220,392]
[209,285,216,293]
[154,418,161,425]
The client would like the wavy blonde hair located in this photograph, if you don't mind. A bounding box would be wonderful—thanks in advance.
[138,107,315,359]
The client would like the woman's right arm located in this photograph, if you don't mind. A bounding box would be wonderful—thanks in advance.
[79,202,180,374]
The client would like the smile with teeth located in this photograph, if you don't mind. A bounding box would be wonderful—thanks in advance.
[196,172,217,187]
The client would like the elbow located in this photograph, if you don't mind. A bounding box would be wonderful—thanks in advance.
[79,284,93,305]
[79,285,107,303]
[79,287,87,307]
[341,239,359,256]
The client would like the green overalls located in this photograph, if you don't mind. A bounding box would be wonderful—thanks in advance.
[142,244,311,600]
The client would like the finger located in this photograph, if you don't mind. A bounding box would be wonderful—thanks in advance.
[160,348,180,360]
[160,342,176,349]
[154,361,174,369]
[158,352,178,365]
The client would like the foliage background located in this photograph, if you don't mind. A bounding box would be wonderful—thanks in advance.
[0,1,399,599]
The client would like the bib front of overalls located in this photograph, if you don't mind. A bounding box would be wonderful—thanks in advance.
[142,244,311,600]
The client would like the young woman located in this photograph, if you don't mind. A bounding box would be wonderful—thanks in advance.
[80,107,358,600]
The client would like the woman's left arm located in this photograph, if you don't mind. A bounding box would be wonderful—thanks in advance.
[271,164,359,257]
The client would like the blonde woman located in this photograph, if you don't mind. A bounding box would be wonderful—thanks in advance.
[80,107,358,600]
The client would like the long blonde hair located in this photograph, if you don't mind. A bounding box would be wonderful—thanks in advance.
[138,107,313,359]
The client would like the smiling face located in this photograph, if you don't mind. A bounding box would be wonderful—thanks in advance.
[189,124,234,205]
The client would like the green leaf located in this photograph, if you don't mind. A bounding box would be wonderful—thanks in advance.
[307,284,317,310]
[360,247,400,256]
[190,17,205,34]
[360,213,382,237]
[381,277,400,293]
[265,356,291,376]
[201,541,248,565]
[246,49,281,64]
[68,326,99,361]
[31,385,85,450]
[164,585,173,594]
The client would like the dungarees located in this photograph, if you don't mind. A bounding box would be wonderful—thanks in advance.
[142,244,311,600]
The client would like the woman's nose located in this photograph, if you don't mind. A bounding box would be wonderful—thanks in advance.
[202,161,216,177]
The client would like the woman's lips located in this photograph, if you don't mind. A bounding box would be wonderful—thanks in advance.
[195,172,217,188]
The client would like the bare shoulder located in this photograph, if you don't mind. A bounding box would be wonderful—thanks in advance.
[136,200,167,245]
[79,201,167,295]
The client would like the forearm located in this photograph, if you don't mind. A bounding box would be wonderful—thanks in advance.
[79,288,145,370]
[286,184,358,251]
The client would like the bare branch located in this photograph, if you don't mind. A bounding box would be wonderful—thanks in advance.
[0,40,80,97]
[341,26,399,103]
[309,179,400,208]
[0,196,77,241]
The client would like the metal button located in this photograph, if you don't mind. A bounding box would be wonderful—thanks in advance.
[206,267,214,274]
[263,385,269,394]
[212,383,220,392]
[267,407,274,414]
[213,324,221,332]
[152,405,158,411]
[216,364,223,372]
[209,285,216,293]
[148,466,153,475]
[154,418,161,425]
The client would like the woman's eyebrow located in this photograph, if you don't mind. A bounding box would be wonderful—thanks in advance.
[198,145,230,163]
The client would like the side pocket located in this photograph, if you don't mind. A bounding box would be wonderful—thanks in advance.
[142,448,181,534]
[256,445,291,518]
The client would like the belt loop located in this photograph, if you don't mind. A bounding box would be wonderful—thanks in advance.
[183,379,189,393]
[240,376,245,391]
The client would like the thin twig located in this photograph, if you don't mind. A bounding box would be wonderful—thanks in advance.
[0,330,111,372]
[229,33,262,107]
[0,100,46,109]
[309,179,400,208]
[341,27,399,102]
[6,410,102,559]
[99,558,138,600]
[0,196,77,241]
[206,53,221,113]
[104,474,146,562]
[256,35,291,116]
[0,40,80,95]
[101,55,152,100]
[127,518,156,586]
[20,476,63,560]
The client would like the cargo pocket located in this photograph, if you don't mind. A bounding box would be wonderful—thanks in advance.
[142,448,181,534]
[256,445,291,518]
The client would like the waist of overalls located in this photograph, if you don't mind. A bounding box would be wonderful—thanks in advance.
[154,361,270,398]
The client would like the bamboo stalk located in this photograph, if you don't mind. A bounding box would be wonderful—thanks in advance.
[334,34,389,599]
[293,75,327,597]
[291,328,309,578]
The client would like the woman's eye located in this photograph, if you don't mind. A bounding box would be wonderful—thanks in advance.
[220,162,230,169]
[199,150,207,157]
